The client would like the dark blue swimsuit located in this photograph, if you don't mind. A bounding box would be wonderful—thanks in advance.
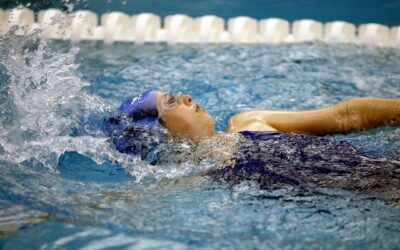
[208,131,400,193]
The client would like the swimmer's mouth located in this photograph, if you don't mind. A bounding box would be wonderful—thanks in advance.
[196,104,200,112]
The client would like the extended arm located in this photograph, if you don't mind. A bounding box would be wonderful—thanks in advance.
[227,98,400,135]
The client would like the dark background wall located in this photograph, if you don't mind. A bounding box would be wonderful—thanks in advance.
[1,0,399,26]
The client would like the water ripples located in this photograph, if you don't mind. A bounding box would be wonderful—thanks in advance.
[0,32,399,249]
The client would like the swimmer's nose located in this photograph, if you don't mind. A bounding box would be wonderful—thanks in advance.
[180,95,193,106]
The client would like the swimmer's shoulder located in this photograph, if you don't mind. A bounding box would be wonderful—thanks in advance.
[226,110,278,133]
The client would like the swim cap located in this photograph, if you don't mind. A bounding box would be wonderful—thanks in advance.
[117,90,158,120]
[104,90,166,165]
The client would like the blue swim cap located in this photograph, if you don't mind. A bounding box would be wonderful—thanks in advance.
[117,90,158,120]
[104,90,166,165]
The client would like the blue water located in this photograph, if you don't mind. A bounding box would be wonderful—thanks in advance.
[0,34,400,249]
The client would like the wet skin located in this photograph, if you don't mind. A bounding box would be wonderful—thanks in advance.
[155,91,400,139]
[156,91,215,138]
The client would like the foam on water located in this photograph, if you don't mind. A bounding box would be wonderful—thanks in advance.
[0,32,213,183]
[0,33,105,169]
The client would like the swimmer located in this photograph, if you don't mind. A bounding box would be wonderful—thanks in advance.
[159,91,400,137]
[104,90,400,196]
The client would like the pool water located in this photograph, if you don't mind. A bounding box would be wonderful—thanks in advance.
[0,34,400,249]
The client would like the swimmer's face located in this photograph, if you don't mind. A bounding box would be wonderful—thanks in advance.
[156,91,215,138]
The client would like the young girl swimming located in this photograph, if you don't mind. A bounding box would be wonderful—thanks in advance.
[104,90,400,195]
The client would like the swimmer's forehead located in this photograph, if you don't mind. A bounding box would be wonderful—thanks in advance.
[156,91,181,100]
[156,91,171,101]
[157,91,180,97]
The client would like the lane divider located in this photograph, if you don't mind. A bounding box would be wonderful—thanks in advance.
[0,7,399,47]
[325,21,356,43]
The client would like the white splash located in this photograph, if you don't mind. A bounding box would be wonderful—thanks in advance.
[0,32,216,182]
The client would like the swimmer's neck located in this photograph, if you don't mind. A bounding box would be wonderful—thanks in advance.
[193,132,237,166]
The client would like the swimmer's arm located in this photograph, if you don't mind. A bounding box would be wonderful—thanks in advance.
[227,98,400,135]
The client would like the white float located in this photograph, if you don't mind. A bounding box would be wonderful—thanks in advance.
[292,19,323,42]
[228,16,258,43]
[164,14,195,44]
[324,21,356,43]
[194,15,225,43]
[92,26,105,41]
[259,18,289,44]
[131,13,161,44]
[5,7,35,35]
[1,7,399,48]
[66,10,101,41]
[101,12,134,43]
[358,23,391,47]
[27,23,41,35]
[38,9,67,39]
[218,31,231,43]
[390,26,400,48]
[156,29,167,42]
